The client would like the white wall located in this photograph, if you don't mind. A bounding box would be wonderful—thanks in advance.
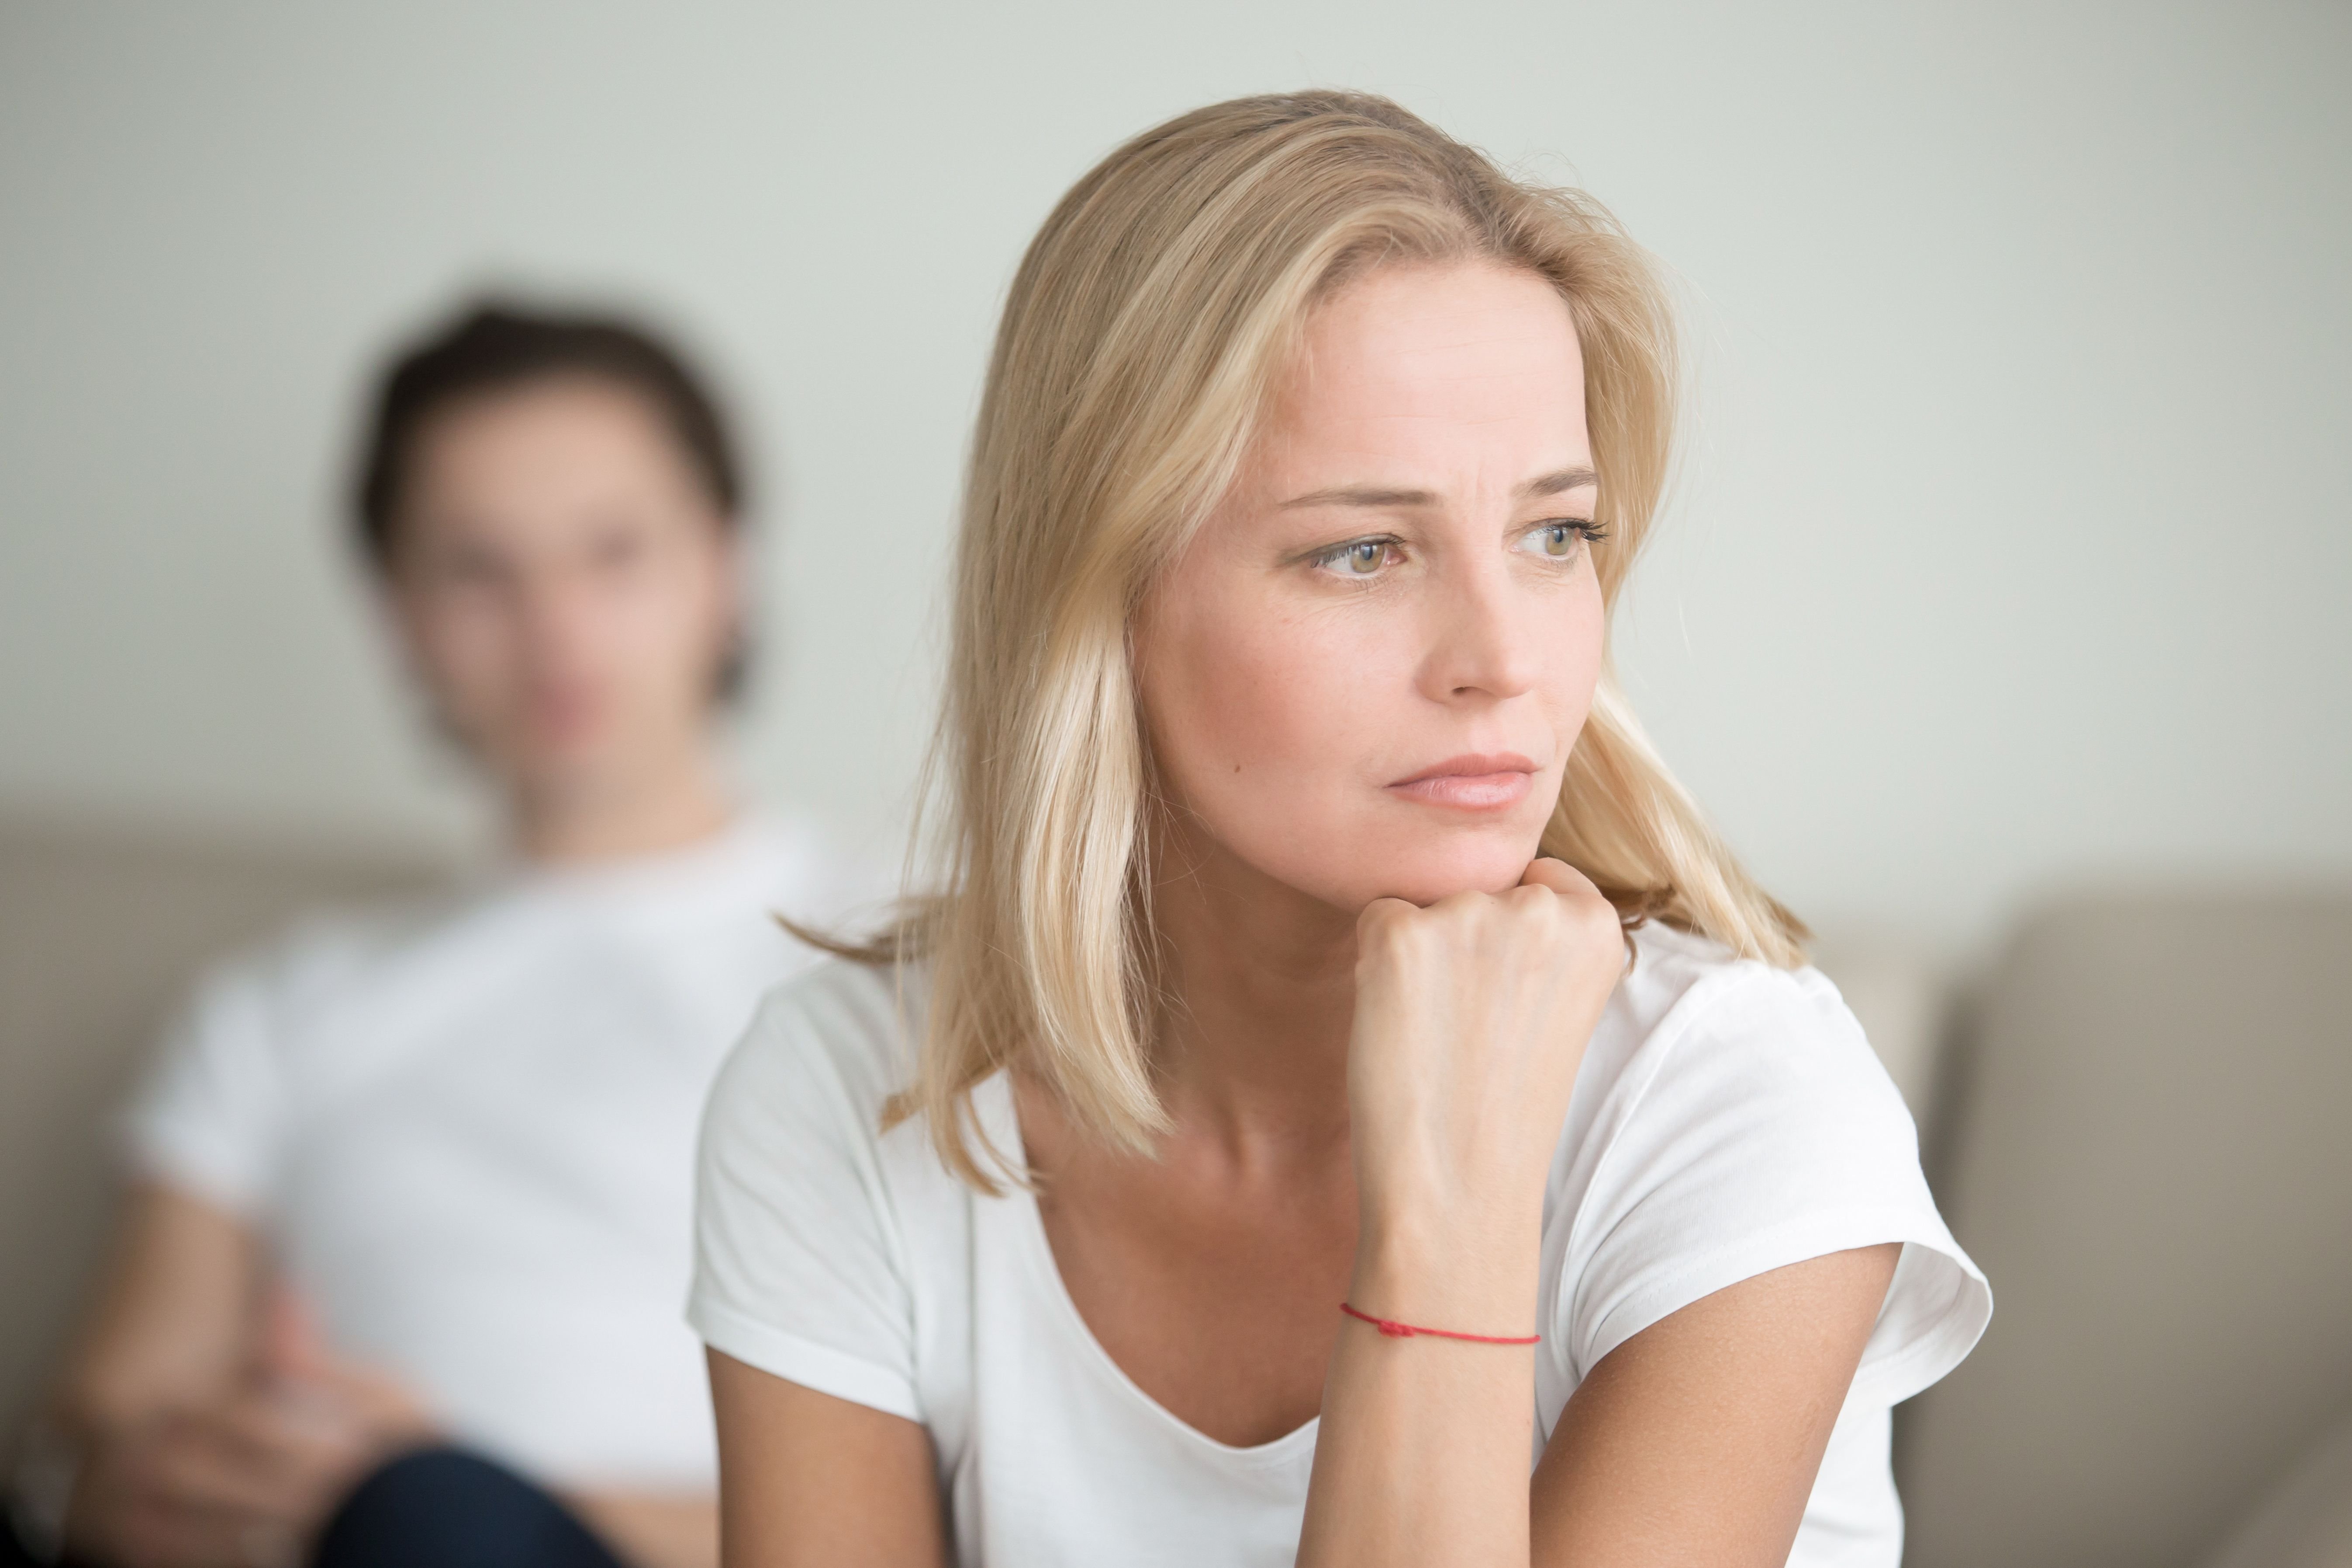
[2,0,2345,952]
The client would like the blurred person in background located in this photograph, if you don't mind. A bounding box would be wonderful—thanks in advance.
[4,305,867,1568]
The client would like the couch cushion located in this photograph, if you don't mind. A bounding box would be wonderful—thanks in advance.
[0,815,443,1438]
[1898,888,2352,1568]
[2204,1407,2352,1568]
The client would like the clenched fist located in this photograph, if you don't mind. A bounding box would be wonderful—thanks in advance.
[1345,858,1627,1332]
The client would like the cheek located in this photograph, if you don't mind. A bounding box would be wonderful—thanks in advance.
[600,549,732,684]
[1140,581,1420,886]
[1140,562,1609,905]
[403,591,519,703]
[1147,602,1367,796]
[1553,575,1606,725]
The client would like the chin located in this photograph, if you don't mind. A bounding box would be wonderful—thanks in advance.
[1312,839,1544,911]
[502,734,624,798]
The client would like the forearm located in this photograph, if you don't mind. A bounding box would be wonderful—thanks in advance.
[1295,1225,1540,1568]
[58,1184,259,1435]
[1301,865,1622,1566]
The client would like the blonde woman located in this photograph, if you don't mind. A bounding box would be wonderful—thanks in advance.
[690,92,1989,1567]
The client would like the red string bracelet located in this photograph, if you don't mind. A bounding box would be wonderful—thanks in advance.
[1340,1302,1539,1345]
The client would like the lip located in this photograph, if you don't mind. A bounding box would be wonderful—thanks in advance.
[1385,751,1541,812]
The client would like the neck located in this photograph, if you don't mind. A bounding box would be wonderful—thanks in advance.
[1148,816,1361,1167]
[505,744,736,865]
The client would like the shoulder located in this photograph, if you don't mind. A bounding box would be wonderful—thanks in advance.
[725,957,917,1094]
[701,958,923,1167]
[691,959,951,1424]
[1612,919,1846,1038]
[124,888,466,1205]
[735,811,896,929]
[1563,921,1918,1232]
[1548,922,1987,1398]
[169,887,467,1042]
[1586,920,1896,1121]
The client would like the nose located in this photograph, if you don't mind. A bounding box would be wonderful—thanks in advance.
[511,560,603,671]
[1415,553,1542,704]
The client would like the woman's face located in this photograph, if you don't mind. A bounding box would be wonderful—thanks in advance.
[382,376,738,805]
[1136,261,1605,913]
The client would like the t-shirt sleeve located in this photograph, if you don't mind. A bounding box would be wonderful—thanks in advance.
[1555,964,1990,1411]
[121,959,291,1216]
[688,970,925,1423]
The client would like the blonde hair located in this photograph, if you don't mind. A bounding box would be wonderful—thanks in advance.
[846,90,1805,1188]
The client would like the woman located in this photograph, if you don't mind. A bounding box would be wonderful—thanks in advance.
[691,92,1989,1567]
[29,306,866,1568]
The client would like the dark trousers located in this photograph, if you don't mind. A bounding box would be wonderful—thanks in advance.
[3,1447,625,1568]
[313,1448,626,1568]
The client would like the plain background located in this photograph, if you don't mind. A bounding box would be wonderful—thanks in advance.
[2,0,2346,958]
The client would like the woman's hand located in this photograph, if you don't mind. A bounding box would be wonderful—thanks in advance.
[1301,859,1626,1567]
[1344,857,1626,1328]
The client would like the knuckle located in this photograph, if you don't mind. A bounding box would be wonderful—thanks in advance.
[1357,899,1426,962]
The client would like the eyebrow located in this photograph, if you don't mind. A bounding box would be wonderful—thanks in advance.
[1278,465,1599,510]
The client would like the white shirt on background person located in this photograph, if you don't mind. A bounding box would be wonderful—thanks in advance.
[690,921,1991,1568]
[128,812,875,1490]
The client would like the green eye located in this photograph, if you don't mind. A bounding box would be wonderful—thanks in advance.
[1312,537,1395,576]
[1520,520,1598,560]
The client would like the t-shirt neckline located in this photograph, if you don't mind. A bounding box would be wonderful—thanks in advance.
[476,811,785,912]
[979,1073,1323,1468]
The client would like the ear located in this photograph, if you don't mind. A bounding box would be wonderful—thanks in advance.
[716,520,750,615]
[708,518,756,703]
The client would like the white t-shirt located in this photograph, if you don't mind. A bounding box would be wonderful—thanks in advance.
[689,922,1991,1567]
[128,813,872,1490]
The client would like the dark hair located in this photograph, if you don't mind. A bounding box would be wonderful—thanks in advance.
[352,301,745,566]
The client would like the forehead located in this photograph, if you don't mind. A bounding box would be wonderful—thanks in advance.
[1261,262,1589,477]
[399,377,710,544]
[389,377,716,566]
[408,377,677,489]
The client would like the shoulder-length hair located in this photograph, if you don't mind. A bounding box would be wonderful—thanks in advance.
[842,90,1805,1189]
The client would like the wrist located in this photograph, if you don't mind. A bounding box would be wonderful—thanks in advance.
[1356,1167,1544,1261]
[1349,1205,1542,1337]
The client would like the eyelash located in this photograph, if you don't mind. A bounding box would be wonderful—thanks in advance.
[1526,518,1610,553]
[1308,518,1609,577]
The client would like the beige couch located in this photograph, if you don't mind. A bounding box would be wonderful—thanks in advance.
[0,815,446,1435]
[1897,889,2352,1567]
[3,813,2347,1563]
